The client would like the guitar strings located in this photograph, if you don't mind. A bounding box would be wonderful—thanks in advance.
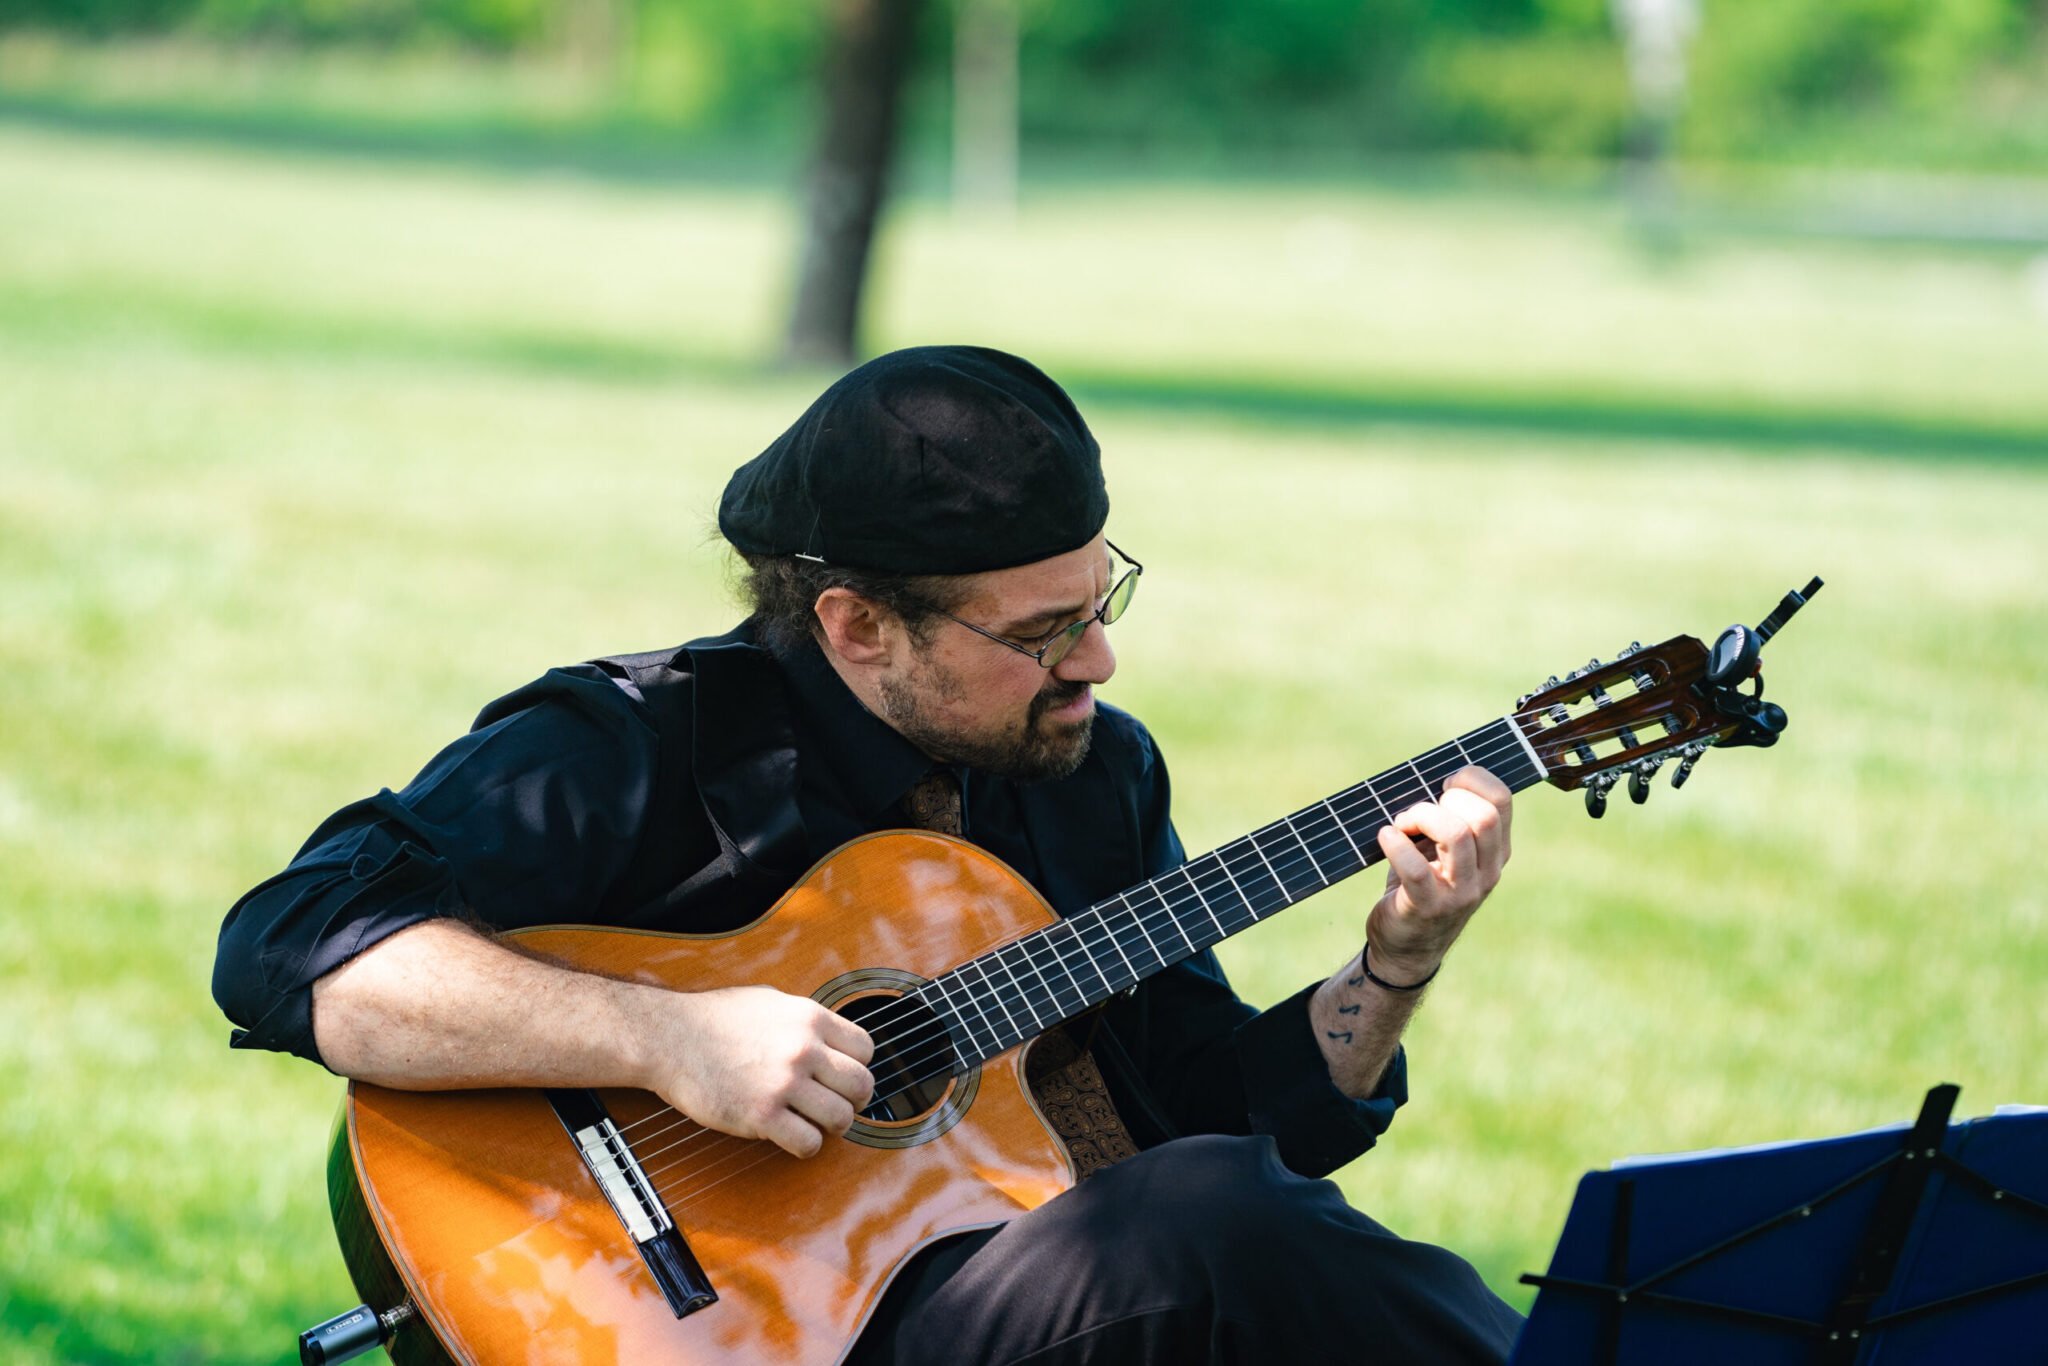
[621,723,1516,1170]
[640,712,1681,1210]
[618,704,1646,1196]
[631,778,1412,1189]
[621,705,1660,1182]
[624,711,1600,1173]
[640,726,1514,1207]
[626,721,1573,1190]
[637,687,1687,1204]
[859,702,1670,1081]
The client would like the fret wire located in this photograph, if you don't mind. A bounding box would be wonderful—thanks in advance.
[1420,740,1466,783]
[919,973,991,1062]
[983,946,1048,1040]
[1220,837,1286,918]
[1359,775,1398,827]
[1008,934,1068,1022]
[1059,917,1117,1001]
[1405,757,1432,794]
[931,998,970,1071]
[1117,889,1168,968]
[1212,839,1277,925]
[1035,923,1092,1016]
[1245,829,1290,904]
[1084,908,1139,989]
[1302,810,1368,888]
[993,942,1052,1030]
[1300,803,1363,879]
[1187,855,1257,936]
[937,967,1003,1058]
[964,957,1023,1044]
[1177,863,1228,939]
[1323,797,1368,865]
[1283,813,1330,886]
[1375,767,1429,819]
[1209,841,1259,921]
[1143,879,1199,957]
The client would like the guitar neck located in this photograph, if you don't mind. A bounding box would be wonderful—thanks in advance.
[921,715,1550,1067]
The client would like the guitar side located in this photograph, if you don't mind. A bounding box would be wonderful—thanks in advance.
[331,832,1077,1366]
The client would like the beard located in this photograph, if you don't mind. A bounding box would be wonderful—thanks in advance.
[878,660,1096,784]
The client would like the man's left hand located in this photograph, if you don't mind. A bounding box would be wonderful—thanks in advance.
[1364,765,1513,984]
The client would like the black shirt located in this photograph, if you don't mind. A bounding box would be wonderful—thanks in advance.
[213,622,1406,1177]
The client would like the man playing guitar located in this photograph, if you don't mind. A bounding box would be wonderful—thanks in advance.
[217,345,1524,1364]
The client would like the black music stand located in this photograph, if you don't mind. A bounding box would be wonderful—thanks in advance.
[1510,1085,2048,1364]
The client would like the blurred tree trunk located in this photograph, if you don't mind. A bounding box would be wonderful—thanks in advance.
[953,0,1018,218]
[784,0,926,368]
[557,0,630,85]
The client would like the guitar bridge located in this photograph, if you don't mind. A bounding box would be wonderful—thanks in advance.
[546,1089,719,1319]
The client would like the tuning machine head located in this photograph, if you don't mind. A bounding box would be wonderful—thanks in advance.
[1627,757,1661,804]
[1584,770,1620,818]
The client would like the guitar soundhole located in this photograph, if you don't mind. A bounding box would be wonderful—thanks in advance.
[840,991,953,1122]
[814,967,980,1149]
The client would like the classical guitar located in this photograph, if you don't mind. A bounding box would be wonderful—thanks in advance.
[299,581,1822,1366]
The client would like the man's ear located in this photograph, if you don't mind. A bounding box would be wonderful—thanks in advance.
[813,587,896,666]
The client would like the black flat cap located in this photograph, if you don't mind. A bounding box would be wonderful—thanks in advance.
[719,345,1107,574]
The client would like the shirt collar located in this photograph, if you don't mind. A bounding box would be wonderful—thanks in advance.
[772,633,943,821]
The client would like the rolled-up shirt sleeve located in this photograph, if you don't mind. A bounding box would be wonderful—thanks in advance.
[1111,724,1408,1179]
[211,666,659,1067]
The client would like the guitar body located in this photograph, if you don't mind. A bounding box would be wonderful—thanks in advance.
[333,831,1076,1366]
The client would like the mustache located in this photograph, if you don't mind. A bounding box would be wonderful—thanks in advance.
[1029,679,1091,722]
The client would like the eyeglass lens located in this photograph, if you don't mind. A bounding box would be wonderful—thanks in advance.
[1041,564,1139,667]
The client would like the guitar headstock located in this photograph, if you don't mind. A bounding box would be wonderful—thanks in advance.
[1514,579,1822,817]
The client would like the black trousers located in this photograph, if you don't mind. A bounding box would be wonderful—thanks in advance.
[847,1135,1525,1366]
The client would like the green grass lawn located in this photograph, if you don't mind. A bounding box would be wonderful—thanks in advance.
[1,120,2044,1364]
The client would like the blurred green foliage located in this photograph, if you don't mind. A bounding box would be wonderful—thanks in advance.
[2,0,2043,168]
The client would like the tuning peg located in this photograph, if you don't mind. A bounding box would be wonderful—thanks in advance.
[1671,746,1707,790]
[1584,771,1619,819]
[1628,759,1660,804]
[1616,641,1643,659]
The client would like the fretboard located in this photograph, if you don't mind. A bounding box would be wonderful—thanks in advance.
[915,715,1547,1068]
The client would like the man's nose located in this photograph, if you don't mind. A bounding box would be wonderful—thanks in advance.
[1053,619,1116,686]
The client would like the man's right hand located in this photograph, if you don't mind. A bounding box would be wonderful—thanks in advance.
[637,985,877,1159]
[311,921,878,1161]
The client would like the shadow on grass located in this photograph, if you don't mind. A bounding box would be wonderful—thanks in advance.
[1062,371,2048,464]
[4,263,2044,468]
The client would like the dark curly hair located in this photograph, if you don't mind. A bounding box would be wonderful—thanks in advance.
[736,553,973,652]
